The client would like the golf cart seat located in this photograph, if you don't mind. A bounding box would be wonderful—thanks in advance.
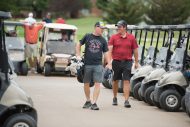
[144,46,155,65]
[5,37,24,50]
[154,47,168,67]
[169,48,185,71]
[138,45,143,61]
[0,76,1,89]
[0,11,11,19]
[132,45,143,62]
[46,40,75,55]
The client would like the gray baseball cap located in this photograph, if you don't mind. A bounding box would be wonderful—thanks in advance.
[115,20,127,27]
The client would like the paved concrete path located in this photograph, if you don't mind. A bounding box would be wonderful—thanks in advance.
[15,74,190,127]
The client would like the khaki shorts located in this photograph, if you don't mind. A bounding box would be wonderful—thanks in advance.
[25,43,38,58]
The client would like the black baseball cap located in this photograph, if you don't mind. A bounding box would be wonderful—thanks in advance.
[115,20,127,27]
[94,21,106,29]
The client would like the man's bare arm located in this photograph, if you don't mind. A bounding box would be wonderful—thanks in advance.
[133,48,139,68]
[76,42,82,57]
[108,45,113,64]
[105,45,113,69]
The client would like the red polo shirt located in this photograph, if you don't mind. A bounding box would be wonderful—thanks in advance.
[108,33,138,60]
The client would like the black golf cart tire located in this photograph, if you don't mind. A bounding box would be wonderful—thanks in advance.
[144,86,155,106]
[102,81,109,89]
[133,82,142,101]
[152,93,161,108]
[187,109,190,117]
[181,96,186,111]
[36,62,43,74]
[159,89,182,112]
[90,81,94,87]
[3,113,37,127]
[20,62,28,76]
[102,80,112,89]
[118,80,123,93]
[44,63,51,76]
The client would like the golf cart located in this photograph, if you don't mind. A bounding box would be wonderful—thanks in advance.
[0,11,37,127]
[37,23,77,76]
[102,24,117,42]
[4,21,28,76]
[152,25,190,112]
[185,82,190,117]
[139,25,186,105]
[184,48,190,116]
[130,25,165,99]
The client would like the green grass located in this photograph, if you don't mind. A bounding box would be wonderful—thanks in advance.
[66,16,101,40]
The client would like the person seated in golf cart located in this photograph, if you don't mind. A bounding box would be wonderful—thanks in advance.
[6,30,17,37]
[56,17,66,24]
[5,24,17,37]
[50,30,74,42]
[60,31,69,42]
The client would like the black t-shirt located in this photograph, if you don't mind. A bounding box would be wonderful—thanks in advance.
[80,33,108,65]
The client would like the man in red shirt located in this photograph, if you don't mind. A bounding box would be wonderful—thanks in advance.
[55,18,66,24]
[24,22,44,72]
[107,20,139,108]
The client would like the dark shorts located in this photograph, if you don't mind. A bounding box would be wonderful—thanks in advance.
[112,60,132,81]
[83,65,103,83]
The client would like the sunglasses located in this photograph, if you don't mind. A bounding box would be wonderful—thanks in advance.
[96,26,105,29]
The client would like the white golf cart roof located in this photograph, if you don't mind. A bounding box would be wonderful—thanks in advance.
[105,24,138,29]
[105,24,117,29]
[44,23,77,30]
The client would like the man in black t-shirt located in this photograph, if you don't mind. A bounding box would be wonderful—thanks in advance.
[76,21,110,110]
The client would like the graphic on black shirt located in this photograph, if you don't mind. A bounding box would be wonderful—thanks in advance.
[89,39,101,53]
[79,33,108,65]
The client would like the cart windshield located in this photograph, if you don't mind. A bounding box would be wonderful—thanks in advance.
[48,28,75,42]
[46,29,75,55]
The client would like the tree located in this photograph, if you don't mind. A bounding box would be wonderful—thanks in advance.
[0,0,18,12]
[48,0,91,18]
[32,0,49,18]
[0,0,50,18]
[96,0,145,24]
[145,0,190,25]
[96,0,109,11]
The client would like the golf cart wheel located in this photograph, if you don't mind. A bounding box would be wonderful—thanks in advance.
[159,89,182,112]
[20,62,28,76]
[187,108,190,117]
[102,81,109,89]
[181,96,186,111]
[144,86,155,106]
[118,80,123,93]
[133,82,142,101]
[36,62,43,73]
[3,113,37,127]
[102,80,112,89]
[44,63,51,76]
[151,91,161,108]
[90,81,94,87]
